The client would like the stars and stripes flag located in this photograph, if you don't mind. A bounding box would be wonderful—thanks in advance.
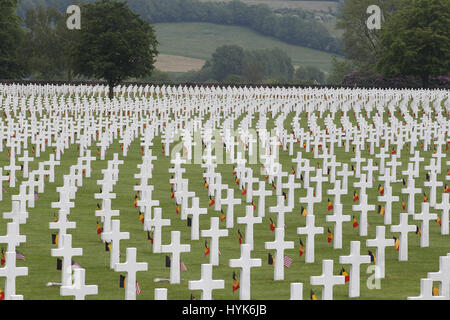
[180,260,187,271]
[284,255,294,268]
[136,281,141,295]
[16,250,25,261]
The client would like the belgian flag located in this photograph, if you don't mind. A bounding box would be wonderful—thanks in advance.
[327,228,333,243]
[436,216,442,226]
[170,187,174,198]
[300,174,304,182]
[426,172,430,181]
[272,182,277,190]
[340,267,350,283]
[378,205,385,216]
[299,239,305,257]
[352,216,359,228]
[235,176,240,185]
[96,221,103,235]
[134,195,139,208]
[204,180,209,189]
[444,184,450,193]
[301,206,307,217]
[220,209,226,222]
[105,242,111,252]
[402,178,406,186]
[209,196,215,207]
[187,217,192,227]
[402,198,406,210]
[268,253,274,265]
[204,240,210,256]
[378,184,384,196]
[369,250,376,263]
[282,192,288,200]
[119,275,126,288]
[139,211,144,224]
[292,166,295,175]
[56,258,62,270]
[269,218,275,231]
[353,190,359,202]
[165,255,171,268]
[310,289,318,300]
[0,248,5,266]
[97,203,101,210]
[0,289,4,300]
[190,293,196,300]
[232,272,240,294]
[416,225,421,237]
[148,231,153,244]
[433,287,440,296]
[252,199,256,211]
[423,193,429,203]
[53,213,58,222]
[394,236,399,251]
[327,198,333,211]
[52,233,58,245]
[176,202,180,215]
[238,229,243,245]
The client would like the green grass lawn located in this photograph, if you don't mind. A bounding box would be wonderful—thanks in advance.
[153,22,341,73]
[1,94,448,300]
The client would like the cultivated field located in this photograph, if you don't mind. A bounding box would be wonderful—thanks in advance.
[154,22,340,73]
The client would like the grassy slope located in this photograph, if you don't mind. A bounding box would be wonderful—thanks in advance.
[1,94,449,300]
[154,22,340,73]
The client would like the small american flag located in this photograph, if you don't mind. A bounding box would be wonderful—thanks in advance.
[71,260,81,269]
[284,255,294,268]
[16,250,25,261]
[136,281,141,295]
[180,260,187,271]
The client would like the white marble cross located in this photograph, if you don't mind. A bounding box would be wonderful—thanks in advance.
[222,188,241,228]
[290,283,303,300]
[377,184,398,225]
[362,159,378,188]
[60,268,98,300]
[237,206,262,251]
[435,193,449,235]
[18,151,33,179]
[352,193,375,236]
[161,231,191,284]
[265,227,294,280]
[0,168,8,201]
[413,202,437,247]
[366,226,395,279]
[5,155,21,188]
[327,179,346,209]
[310,169,328,202]
[427,255,450,299]
[424,170,442,207]
[300,187,320,217]
[188,264,224,300]
[269,195,292,230]
[407,278,447,300]
[282,174,301,209]
[401,177,422,215]
[49,211,76,249]
[337,163,354,192]
[114,247,148,300]
[186,197,208,241]
[0,222,26,252]
[229,243,262,300]
[310,259,345,300]
[95,198,119,235]
[390,212,416,261]
[339,241,371,297]
[201,217,228,266]
[3,200,28,225]
[326,203,350,249]
[213,174,227,210]
[51,234,83,287]
[101,220,130,269]
[0,251,28,300]
[297,215,324,263]
[147,207,171,253]
[253,181,272,218]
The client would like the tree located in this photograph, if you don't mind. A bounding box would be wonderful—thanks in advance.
[70,0,158,98]
[327,56,354,85]
[210,45,245,81]
[336,0,398,73]
[377,0,450,87]
[0,0,27,79]
[295,66,325,84]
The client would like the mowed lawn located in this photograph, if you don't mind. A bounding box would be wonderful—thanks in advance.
[153,22,340,73]
[0,95,448,300]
